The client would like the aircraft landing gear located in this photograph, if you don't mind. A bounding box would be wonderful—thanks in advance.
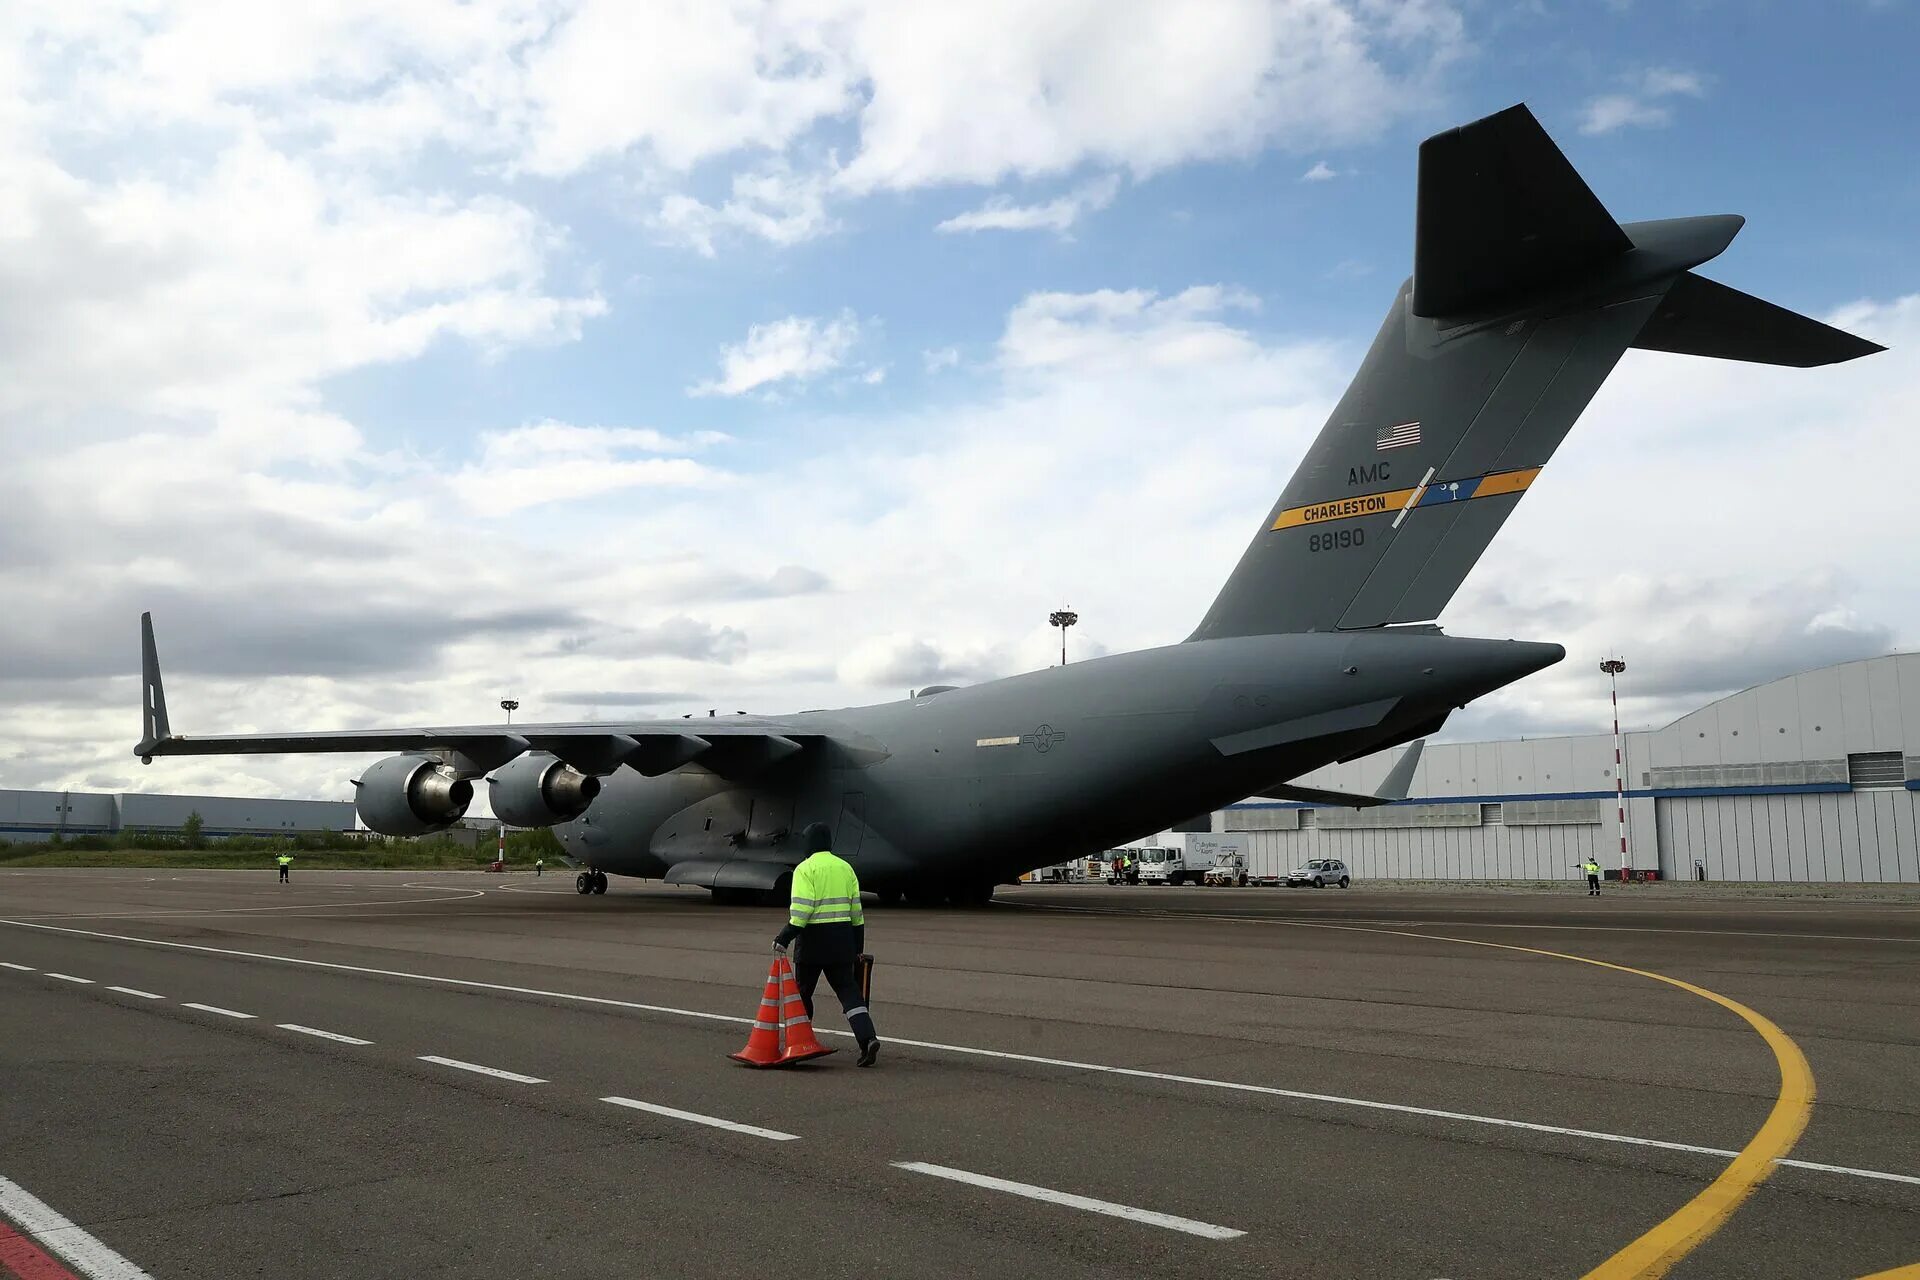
[577,871,607,895]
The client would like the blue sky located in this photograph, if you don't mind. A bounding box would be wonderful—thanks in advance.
[2,1,1916,800]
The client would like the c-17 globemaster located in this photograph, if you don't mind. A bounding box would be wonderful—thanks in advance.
[135,104,1880,906]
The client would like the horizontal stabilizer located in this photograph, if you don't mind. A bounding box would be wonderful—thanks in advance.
[1256,740,1424,809]
[1412,104,1632,318]
[1632,271,1886,367]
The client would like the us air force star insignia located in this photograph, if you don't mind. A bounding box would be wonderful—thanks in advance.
[1023,724,1067,753]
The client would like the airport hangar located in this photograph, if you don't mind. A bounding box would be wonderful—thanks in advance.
[0,789,354,843]
[1213,651,1920,884]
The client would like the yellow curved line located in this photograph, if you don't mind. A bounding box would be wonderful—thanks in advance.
[1855,1266,1920,1279]
[1280,920,1815,1280]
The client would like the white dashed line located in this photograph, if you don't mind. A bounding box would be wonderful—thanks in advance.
[0,961,34,971]
[181,1002,254,1019]
[418,1055,546,1084]
[45,972,93,984]
[106,986,165,1000]
[892,1162,1245,1239]
[278,1024,373,1046]
[0,1171,156,1278]
[601,1096,799,1141]
[10,917,1917,1191]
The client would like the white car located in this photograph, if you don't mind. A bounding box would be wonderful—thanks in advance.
[1285,858,1351,889]
[1203,854,1249,886]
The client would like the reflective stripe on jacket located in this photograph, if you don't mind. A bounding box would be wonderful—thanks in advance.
[789,851,865,929]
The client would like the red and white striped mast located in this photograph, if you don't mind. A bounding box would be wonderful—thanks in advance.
[1600,658,1629,880]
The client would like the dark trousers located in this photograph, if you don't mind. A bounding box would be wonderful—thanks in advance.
[794,956,876,1046]
[279,866,289,882]
[1587,873,1600,895]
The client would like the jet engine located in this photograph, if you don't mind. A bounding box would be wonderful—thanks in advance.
[353,753,474,836]
[488,752,601,828]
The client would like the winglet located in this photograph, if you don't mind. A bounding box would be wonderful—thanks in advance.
[1374,738,1424,802]
[137,612,173,761]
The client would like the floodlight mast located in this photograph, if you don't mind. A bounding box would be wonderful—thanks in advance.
[1600,659,1629,878]
[1049,609,1079,666]
[500,698,520,725]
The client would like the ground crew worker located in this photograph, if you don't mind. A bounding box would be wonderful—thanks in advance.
[277,853,292,884]
[1583,857,1602,896]
[535,858,543,877]
[773,822,880,1067]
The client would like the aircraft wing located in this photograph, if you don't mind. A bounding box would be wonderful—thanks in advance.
[133,613,833,777]
[1254,740,1424,809]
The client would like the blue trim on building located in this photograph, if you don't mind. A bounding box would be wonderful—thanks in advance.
[1229,782,1854,811]
[1908,779,1920,792]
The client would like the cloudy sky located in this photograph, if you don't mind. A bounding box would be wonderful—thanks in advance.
[2,1,1916,805]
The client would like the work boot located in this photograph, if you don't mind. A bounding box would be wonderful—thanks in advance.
[857,1039,880,1068]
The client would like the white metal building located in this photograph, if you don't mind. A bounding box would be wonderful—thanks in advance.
[0,789,356,843]
[1216,652,1920,884]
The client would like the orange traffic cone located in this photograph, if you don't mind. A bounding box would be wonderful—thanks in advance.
[729,959,788,1067]
[774,955,835,1065]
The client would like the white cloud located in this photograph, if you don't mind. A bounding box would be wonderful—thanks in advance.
[449,421,734,514]
[923,346,961,372]
[689,311,862,397]
[7,1,1464,283]
[1301,160,1341,181]
[999,285,1264,374]
[651,163,837,256]
[1580,65,1709,135]
[935,174,1121,235]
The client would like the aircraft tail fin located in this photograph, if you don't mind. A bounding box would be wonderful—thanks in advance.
[1190,104,1882,641]
[138,612,172,759]
[1256,739,1425,809]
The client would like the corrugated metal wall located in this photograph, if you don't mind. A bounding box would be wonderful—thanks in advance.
[1219,652,1919,884]
[1656,791,1920,882]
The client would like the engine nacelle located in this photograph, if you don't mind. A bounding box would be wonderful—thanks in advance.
[488,752,601,828]
[354,753,474,836]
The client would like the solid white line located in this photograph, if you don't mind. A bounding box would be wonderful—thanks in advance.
[0,1172,154,1279]
[181,1002,254,1019]
[893,1162,1244,1239]
[105,986,164,1000]
[278,1023,373,1046]
[45,972,93,984]
[0,961,33,971]
[419,1055,546,1084]
[601,1096,799,1141]
[7,917,1915,1190]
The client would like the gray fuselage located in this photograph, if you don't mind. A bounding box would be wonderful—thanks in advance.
[555,629,1560,897]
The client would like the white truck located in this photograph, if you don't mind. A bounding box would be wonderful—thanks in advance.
[1131,833,1251,886]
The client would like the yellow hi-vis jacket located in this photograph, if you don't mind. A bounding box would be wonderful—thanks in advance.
[1583,860,1601,875]
[277,855,293,867]
[788,851,865,929]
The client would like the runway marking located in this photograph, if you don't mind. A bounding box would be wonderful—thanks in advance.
[1231,917,1815,1280]
[1855,1264,1920,1279]
[5,918,1908,1192]
[9,884,487,922]
[0,1172,154,1279]
[418,1055,546,1084]
[277,1024,373,1046]
[1003,899,1920,945]
[44,974,92,984]
[892,1162,1244,1239]
[0,961,35,971]
[180,1002,254,1019]
[104,987,164,1000]
[601,1096,799,1141]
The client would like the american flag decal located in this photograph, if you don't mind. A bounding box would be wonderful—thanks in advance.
[1376,421,1421,450]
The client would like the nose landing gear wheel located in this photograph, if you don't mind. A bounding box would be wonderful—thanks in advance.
[575,872,592,895]
[590,871,608,894]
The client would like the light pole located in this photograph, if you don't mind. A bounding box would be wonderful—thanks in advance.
[500,698,519,725]
[1600,658,1630,880]
[1049,609,1079,666]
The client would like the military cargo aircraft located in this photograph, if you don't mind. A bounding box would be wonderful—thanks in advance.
[135,104,1881,905]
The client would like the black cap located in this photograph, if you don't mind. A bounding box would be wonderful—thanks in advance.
[803,822,832,853]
